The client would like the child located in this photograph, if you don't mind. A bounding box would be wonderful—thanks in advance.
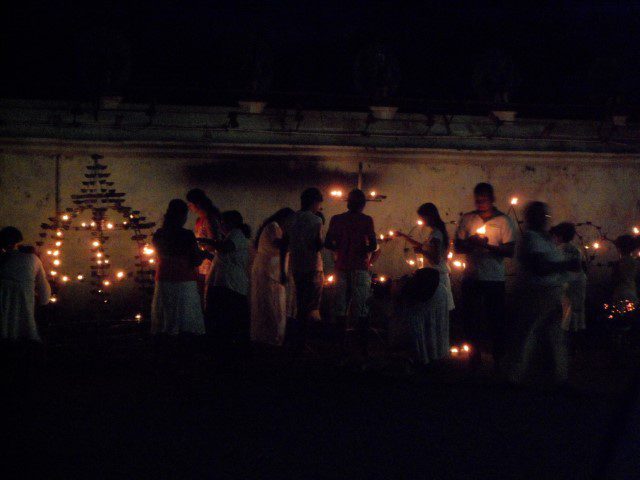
[550,223,587,332]
[0,227,51,342]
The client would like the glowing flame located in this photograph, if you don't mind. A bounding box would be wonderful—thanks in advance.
[408,259,416,266]
[450,347,459,355]
[55,241,62,247]
[593,242,600,250]
[416,219,424,226]
[379,234,385,240]
[135,313,142,321]
[81,222,87,228]
[447,251,454,259]
[633,226,639,235]
[53,250,60,257]
[330,190,343,198]
[116,271,125,279]
[50,270,57,276]
[77,274,84,281]
[90,221,96,227]
[326,274,335,284]
[453,260,463,268]
[148,258,155,264]
[56,230,63,237]
[96,252,103,258]
[61,275,69,283]
[103,280,111,286]
[61,214,70,221]
[50,296,58,303]
[92,240,100,247]
[477,225,487,235]
[143,245,155,256]
[462,344,471,353]
[378,275,387,283]
[53,259,60,266]
[46,250,53,256]
[388,230,395,237]
[370,191,377,197]
[510,197,519,206]
[106,222,114,230]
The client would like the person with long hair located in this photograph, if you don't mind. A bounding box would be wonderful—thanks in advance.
[454,182,517,368]
[397,203,454,365]
[325,189,378,360]
[505,201,577,387]
[186,188,222,304]
[204,210,251,349]
[0,227,51,342]
[151,199,207,335]
[250,208,295,346]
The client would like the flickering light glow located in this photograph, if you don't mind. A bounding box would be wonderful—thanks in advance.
[143,245,155,256]
[450,347,459,355]
[50,270,57,276]
[61,275,69,283]
[416,219,424,226]
[462,344,471,353]
[97,260,103,265]
[90,221,96,227]
[453,260,463,268]
[55,241,62,247]
[148,259,155,264]
[123,221,128,226]
[330,190,343,198]
[103,280,111,286]
[96,252,103,258]
[50,296,57,303]
[104,259,110,264]
[81,222,87,228]
[92,240,100,247]
[388,230,395,237]
[61,214,70,221]
[53,259,61,266]
[370,191,377,197]
[408,259,416,266]
[633,226,639,235]
[379,234,385,240]
[56,230,63,237]
[447,251,454,259]
[593,242,600,250]
[46,250,53,255]
[77,274,84,281]
[378,276,387,283]
[116,271,125,279]
[135,313,142,321]
[510,197,519,205]
[326,274,335,284]
[53,250,60,257]
[477,225,487,235]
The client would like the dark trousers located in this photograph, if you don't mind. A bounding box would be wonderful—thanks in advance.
[290,271,324,353]
[461,279,506,362]
[205,286,249,349]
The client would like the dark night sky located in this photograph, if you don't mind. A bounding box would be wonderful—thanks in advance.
[1,1,640,110]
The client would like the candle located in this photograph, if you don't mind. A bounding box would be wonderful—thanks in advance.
[81,222,87,228]
[633,227,639,235]
[53,259,60,266]
[103,280,111,286]
[510,197,519,206]
[378,276,387,283]
[55,241,62,247]
[49,296,58,303]
[379,234,385,240]
[450,346,459,355]
[77,274,84,281]
[106,222,114,230]
[330,190,343,198]
[447,251,453,259]
[453,260,463,268]
[476,225,487,235]
[416,219,424,226]
[56,230,63,237]
[50,270,57,276]
[61,214,70,221]
[61,275,69,283]
[462,344,471,353]
[388,230,395,237]
[593,242,600,250]
[326,274,335,284]
[369,191,377,198]
[92,240,100,247]
[96,252,103,258]
[408,259,416,266]
[116,271,125,279]
[143,245,154,256]
[135,313,143,321]
[53,250,60,257]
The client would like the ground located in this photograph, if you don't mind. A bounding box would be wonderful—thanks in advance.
[3,322,638,480]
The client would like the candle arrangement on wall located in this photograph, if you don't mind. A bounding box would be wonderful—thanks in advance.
[37,154,156,318]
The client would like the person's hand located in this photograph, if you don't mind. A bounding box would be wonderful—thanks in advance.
[395,231,408,239]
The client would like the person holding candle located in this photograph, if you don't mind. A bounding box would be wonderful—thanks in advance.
[550,222,587,332]
[397,203,454,365]
[505,201,578,387]
[286,188,325,354]
[202,210,251,352]
[325,189,378,360]
[250,208,295,347]
[151,200,207,336]
[186,188,222,307]
[454,182,517,368]
[0,227,51,343]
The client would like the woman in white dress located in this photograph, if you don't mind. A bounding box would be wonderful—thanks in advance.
[550,223,587,332]
[151,199,207,335]
[398,203,454,364]
[0,227,51,342]
[250,208,295,346]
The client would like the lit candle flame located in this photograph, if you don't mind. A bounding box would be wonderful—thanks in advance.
[416,219,424,226]
[53,259,60,266]
[633,227,639,235]
[103,280,111,286]
[92,240,100,247]
[379,234,385,240]
[476,225,487,235]
[81,222,87,228]
[46,250,53,255]
[510,197,519,206]
[148,258,155,264]
[143,245,155,256]
[370,191,377,197]
[77,274,84,281]
[447,251,454,259]
[330,190,343,198]
[50,270,57,276]
[408,260,416,266]
[453,260,463,268]
[326,274,335,284]
[50,296,58,303]
[388,230,395,237]
[450,347,459,355]
[61,275,69,283]
[107,222,114,230]
[462,344,471,353]
[61,214,70,221]
[55,241,62,247]
[135,313,142,321]
[379,275,387,283]
[593,242,600,249]
[96,252,103,258]
[56,230,63,237]
[116,271,125,279]
[53,250,60,257]
[90,221,96,227]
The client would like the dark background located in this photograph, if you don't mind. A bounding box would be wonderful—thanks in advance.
[1,1,640,113]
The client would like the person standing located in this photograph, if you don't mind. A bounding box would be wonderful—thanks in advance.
[287,188,325,353]
[454,182,517,367]
[550,223,587,332]
[186,188,221,305]
[205,210,251,349]
[505,202,577,386]
[0,227,51,342]
[325,189,378,359]
[397,203,454,364]
[250,208,295,347]
[151,200,207,336]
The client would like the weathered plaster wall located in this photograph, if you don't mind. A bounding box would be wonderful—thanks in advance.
[1,148,639,312]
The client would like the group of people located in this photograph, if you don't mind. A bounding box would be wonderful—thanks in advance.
[1,181,639,387]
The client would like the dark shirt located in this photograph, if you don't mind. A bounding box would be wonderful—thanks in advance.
[325,211,377,271]
[152,227,204,282]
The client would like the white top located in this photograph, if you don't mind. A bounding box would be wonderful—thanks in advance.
[0,250,51,341]
[517,230,565,287]
[287,210,324,273]
[255,222,287,282]
[559,243,587,285]
[212,229,249,296]
[456,210,517,282]
[422,228,449,274]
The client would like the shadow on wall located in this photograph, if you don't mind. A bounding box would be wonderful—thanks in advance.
[183,156,381,189]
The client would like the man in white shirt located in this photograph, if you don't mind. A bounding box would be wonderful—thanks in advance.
[454,182,517,367]
[286,187,325,353]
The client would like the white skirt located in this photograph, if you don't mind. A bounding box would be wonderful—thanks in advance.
[405,283,450,364]
[151,281,205,335]
[250,259,287,346]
